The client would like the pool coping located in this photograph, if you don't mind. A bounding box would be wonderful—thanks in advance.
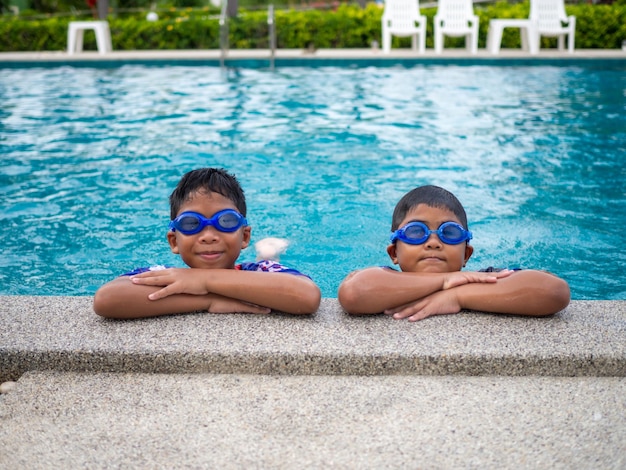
[1,296,624,383]
[1,48,624,67]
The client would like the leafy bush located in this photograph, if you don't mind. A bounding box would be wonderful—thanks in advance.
[0,2,624,52]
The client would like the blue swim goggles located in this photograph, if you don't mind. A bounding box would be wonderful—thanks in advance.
[390,221,472,245]
[169,210,248,235]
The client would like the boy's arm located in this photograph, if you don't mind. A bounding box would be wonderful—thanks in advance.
[387,270,571,321]
[93,276,272,319]
[128,268,321,315]
[338,267,510,314]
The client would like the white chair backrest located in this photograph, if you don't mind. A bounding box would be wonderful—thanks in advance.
[383,0,422,31]
[436,0,475,30]
[530,0,568,32]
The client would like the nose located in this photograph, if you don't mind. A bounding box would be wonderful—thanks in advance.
[197,225,220,242]
[424,232,443,249]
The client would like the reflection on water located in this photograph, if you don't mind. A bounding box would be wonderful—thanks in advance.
[0,64,624,299]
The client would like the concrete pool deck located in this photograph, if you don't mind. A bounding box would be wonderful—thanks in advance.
[1,296,625,467]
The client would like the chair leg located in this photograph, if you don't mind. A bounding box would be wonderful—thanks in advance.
[67,26,75,54]
[435,28,443,54]
[95,29,107,55]
[419,30,426,54]
[568,18,576,53]
[382,28,391,53]
[470,25,478,54]
[526,26,538,55]
[75,30,84,53]
[534,32,541,54]
[520,28,529,52]
[411,35,417,52]
[99,23,112,53]
[487,24,504,54]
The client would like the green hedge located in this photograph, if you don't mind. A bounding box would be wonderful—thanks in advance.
[0,2,624,52]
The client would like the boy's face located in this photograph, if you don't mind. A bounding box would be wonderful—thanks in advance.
[387,204,473,273]
[167,190,251,269]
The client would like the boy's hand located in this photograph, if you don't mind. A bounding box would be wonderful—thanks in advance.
[385,289,461,322]
[131,269,271,314]
[386,270,513,321]
[130,268,213,300]
[442,269,513,290]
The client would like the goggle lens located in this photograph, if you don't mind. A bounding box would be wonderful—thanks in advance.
[440,223,466,242]
[216,211,242,229]
[177,216,201,233]
[390,221,472,245]
[403,223,427,241]
[169,210,247,235]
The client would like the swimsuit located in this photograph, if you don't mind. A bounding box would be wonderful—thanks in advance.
[121,260,310,278]
[383,266,521,272]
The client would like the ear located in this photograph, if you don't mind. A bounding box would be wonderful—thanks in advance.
[386,243,399,265]
[241,226,252,249]
[167,231,180,254]
[463,244,474,267]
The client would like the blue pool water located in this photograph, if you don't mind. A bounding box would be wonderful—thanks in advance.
[1,62,625,299]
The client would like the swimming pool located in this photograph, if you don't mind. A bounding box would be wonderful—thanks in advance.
[1,61,624,299]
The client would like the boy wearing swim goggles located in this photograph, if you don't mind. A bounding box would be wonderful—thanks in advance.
[94,168,321,319]
[338,185,570,321]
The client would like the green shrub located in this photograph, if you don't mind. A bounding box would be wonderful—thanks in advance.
[0,2,624,52]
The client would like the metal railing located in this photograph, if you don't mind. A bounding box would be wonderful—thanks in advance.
[219,2,277,70]
[268,4,276,70]
[219,0,229,68]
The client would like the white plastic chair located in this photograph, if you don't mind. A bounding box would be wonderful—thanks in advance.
[67,21,112,55]
[381,0,427,54]
[530,0,576,53]
[434,0,479,54]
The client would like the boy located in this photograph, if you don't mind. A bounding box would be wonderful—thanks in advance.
[93,168,321,319]
[338,185,570,321]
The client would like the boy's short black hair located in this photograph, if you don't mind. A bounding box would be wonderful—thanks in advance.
[391,185,468,231]
[169,168,247,219]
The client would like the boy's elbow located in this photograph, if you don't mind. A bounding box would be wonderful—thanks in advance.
[547,278,571,315]
[295,286,321,314]
[93,290,111,318]
[305,284,322,314]
[93,285,124,319]
[531,276,571,317]
[337,279,367,315]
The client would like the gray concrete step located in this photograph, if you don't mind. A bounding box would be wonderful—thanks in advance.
[1,297,625,382]
[1,371,624,469]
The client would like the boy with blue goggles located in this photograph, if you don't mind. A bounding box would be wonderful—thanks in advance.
[94,167,321,319]
[338,185,570,322]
